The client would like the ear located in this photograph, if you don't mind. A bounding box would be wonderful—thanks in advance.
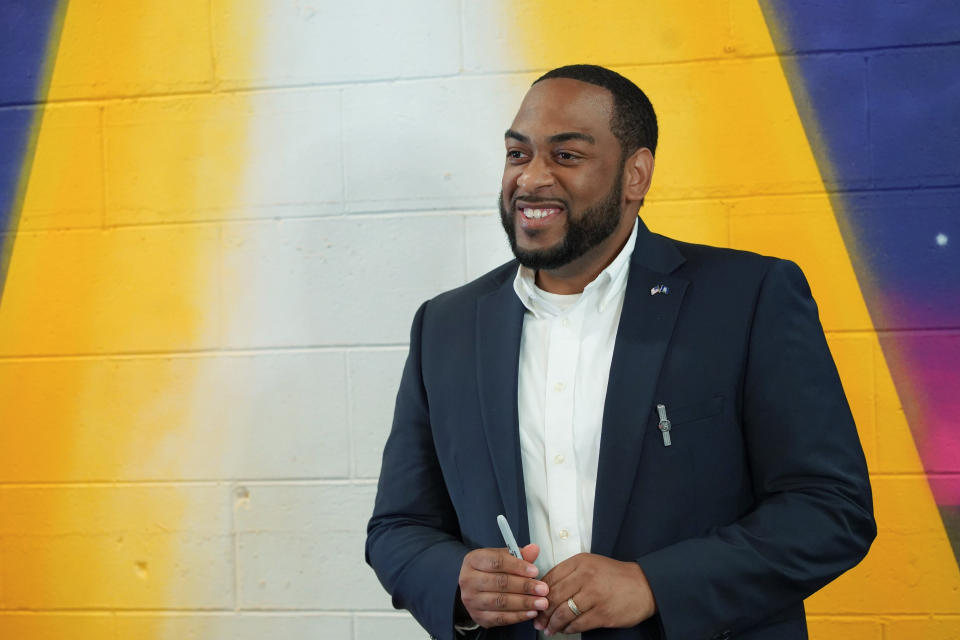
[623,147,654,204]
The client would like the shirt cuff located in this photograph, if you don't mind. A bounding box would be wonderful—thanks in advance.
[454,621,480,635]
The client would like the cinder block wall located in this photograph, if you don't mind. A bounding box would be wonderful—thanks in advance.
[0,2,520,638]
[0,2,957,639]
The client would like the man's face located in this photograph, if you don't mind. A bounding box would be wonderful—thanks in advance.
[499,78,627,270]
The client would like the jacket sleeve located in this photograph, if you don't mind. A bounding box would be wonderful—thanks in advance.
[638,259,877,639]
[366,300,471,640]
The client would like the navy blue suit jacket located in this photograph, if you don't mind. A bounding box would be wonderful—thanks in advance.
[367,220,875,639]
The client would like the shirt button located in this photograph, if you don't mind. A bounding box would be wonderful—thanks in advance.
[554,454,564,464]
[558,529,569,539]
[561,318,570,328]
[554,382,565,392]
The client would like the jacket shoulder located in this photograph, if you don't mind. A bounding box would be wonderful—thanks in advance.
[671,236,776,272]
[426,259,517,311]
[665,235,809,285]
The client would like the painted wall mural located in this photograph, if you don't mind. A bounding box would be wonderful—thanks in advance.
[762,1,960,567]
[0,1,957,638]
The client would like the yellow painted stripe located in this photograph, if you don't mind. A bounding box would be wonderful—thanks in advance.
[0,0,262,627]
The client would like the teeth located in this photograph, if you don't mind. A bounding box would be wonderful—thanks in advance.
[522,208,556,219]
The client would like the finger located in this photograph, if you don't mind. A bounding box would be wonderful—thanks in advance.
[465,571,548,597]
[469,548,539,577]
[535,587,579,631]
[535,610,551,632]
[541,568,581,604]
[535,570,584,627]
[470,592,548,615]
[541,554,580,587]
[475,608,539,629]
[520,543,540,565]
[545,591,582,636]
[561,607,601,635]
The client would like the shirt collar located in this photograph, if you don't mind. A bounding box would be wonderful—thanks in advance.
[513,218,639,319]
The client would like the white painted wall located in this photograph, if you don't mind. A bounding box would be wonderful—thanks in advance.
[221,2,520,637]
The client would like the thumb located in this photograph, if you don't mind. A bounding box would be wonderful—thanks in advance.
[520,543,540,565]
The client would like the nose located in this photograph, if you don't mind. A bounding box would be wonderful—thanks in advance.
[517,154,554,191]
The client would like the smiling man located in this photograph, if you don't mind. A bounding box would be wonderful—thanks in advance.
[367,65,875,640]
[500,73,645,293]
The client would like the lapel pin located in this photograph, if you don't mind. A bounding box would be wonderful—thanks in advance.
[650,284,670,296]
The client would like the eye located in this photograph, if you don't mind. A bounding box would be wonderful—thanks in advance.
[556,151,580,162]
[506,149,528,162]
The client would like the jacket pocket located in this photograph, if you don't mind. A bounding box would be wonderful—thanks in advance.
[659,394,724,427]
[650,395,725,449]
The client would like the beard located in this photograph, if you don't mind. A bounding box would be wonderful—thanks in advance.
[498,176,623,271]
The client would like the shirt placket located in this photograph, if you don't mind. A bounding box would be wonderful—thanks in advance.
[542,311,583,562]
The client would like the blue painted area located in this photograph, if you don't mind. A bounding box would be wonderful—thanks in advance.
[0,106,36,229]
[845,189,960,330]
[760,0,960,560]
[0,0,63,236]
[764,0,960,53]
[870,46,960,188]
[760,0,960,329]
[791,53,871,190]
[0,1,62,106]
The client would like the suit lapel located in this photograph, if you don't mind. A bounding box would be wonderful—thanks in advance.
[476,273,530,545]
[591,223,688,557]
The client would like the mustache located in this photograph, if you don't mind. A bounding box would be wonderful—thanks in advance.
[507,194,570,209]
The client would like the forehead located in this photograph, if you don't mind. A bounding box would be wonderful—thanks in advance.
[510,78,616,140]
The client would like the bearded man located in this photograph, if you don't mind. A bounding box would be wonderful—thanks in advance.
[367,64,875,640]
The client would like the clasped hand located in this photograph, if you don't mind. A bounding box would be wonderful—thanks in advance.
[458,543,548,628]
[458,546,656,635]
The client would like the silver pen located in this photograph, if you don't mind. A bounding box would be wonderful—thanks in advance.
[496,514,523,559]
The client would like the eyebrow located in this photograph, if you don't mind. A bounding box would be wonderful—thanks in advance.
[504,129,596,145]
[504,129,530,144]
[548,131,595,144]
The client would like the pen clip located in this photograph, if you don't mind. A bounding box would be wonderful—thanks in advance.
[656,403,672,447]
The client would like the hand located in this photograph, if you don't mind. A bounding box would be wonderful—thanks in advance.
[534,553,656,636]
[458,543,550,628]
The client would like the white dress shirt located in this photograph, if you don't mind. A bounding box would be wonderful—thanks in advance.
[514,221,638,640]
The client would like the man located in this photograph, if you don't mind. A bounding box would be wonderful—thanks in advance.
[366,64,875,640]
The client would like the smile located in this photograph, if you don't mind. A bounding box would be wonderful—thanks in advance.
[521,207,562,219]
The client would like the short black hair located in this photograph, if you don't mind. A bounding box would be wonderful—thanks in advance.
[533,64,658,158]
